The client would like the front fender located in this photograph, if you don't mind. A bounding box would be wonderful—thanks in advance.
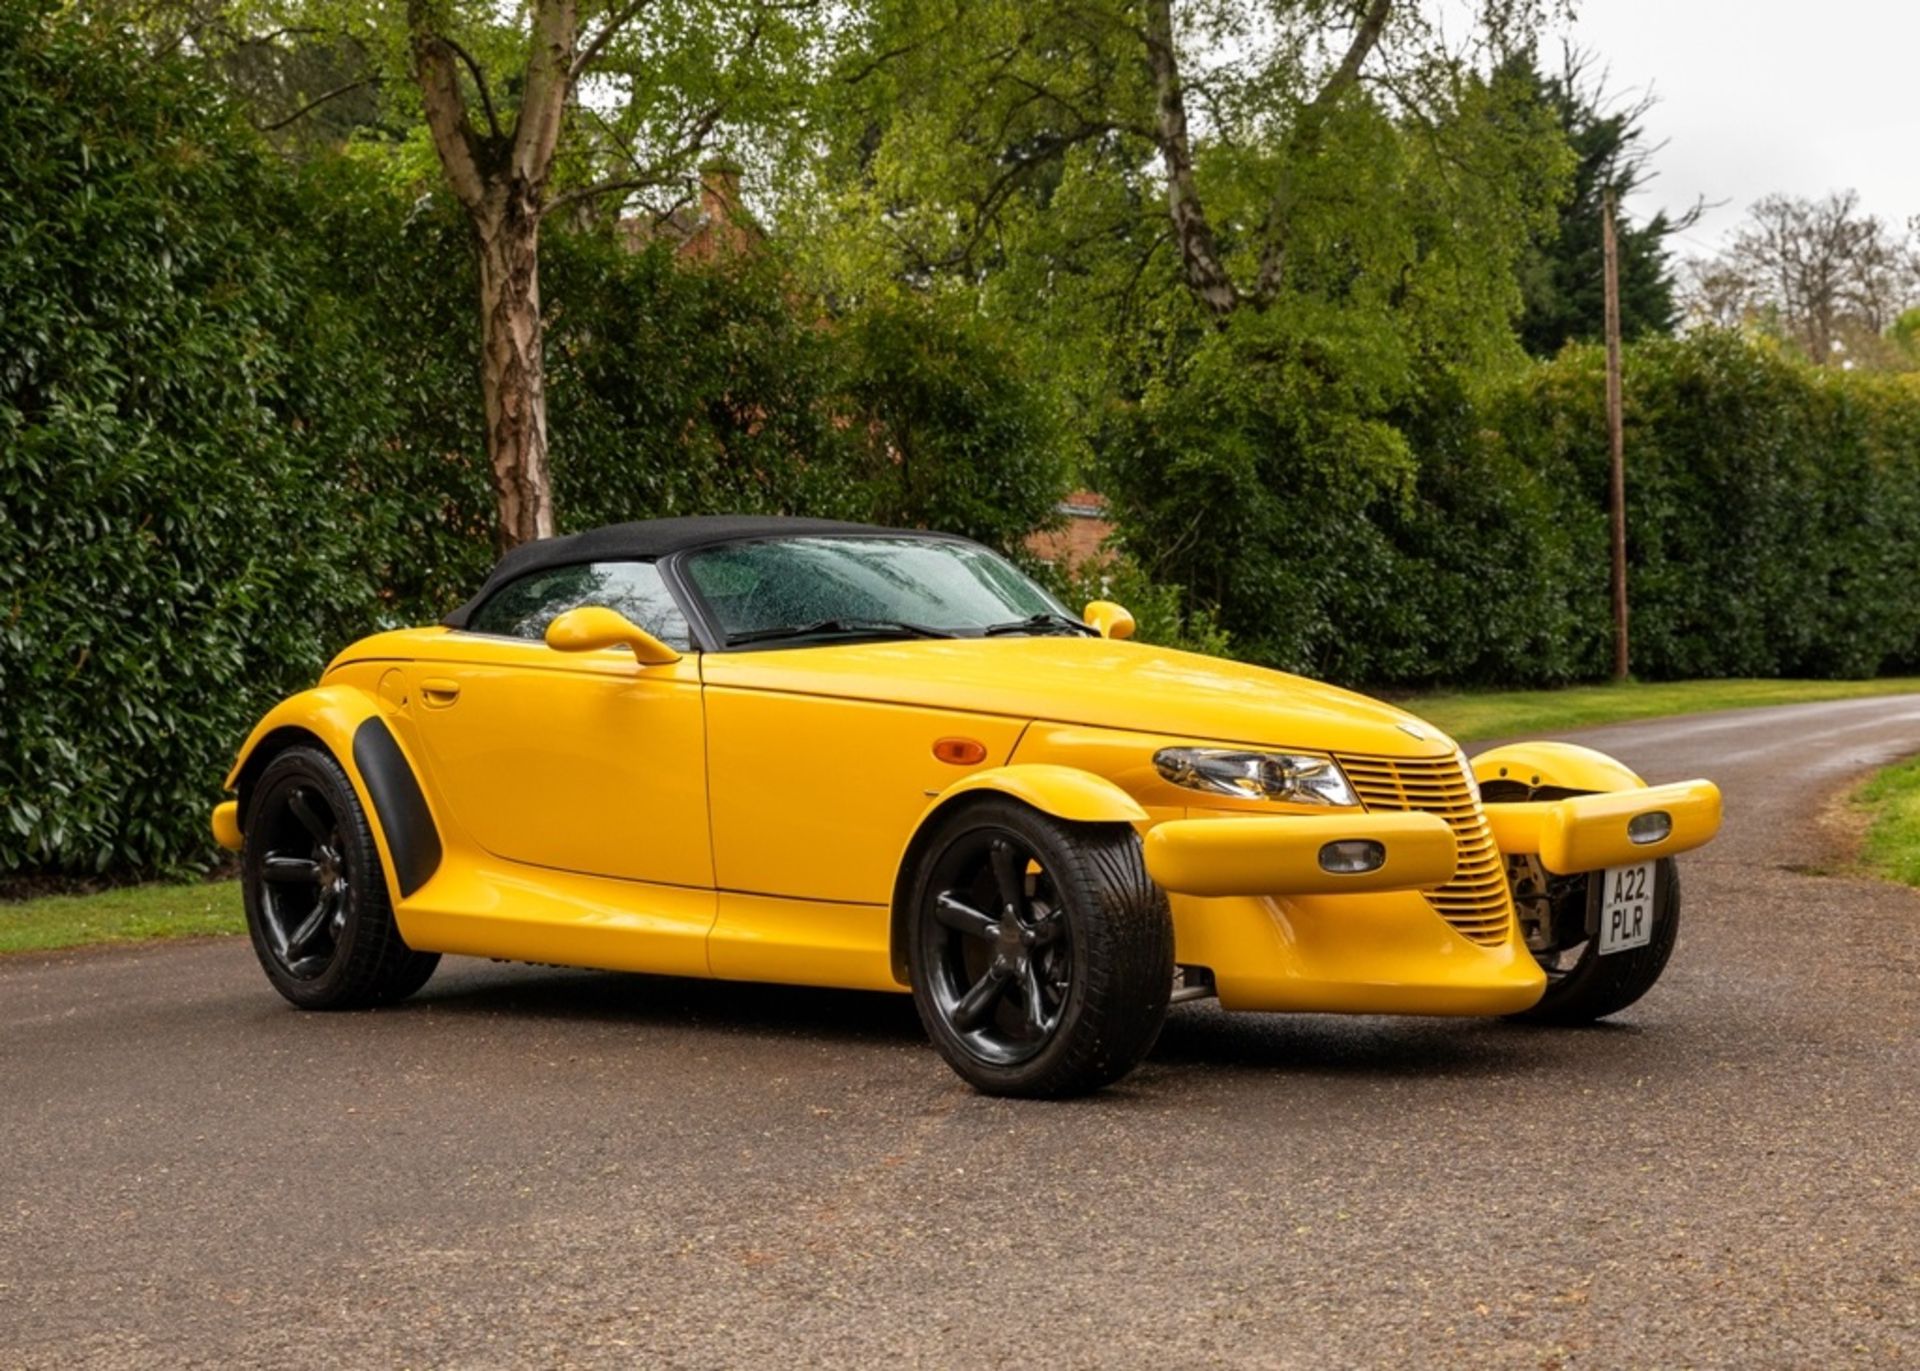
[886,764,1147,984]
[921,763,1149,826]
[217,685,443,901]
[1471,740,1645,795]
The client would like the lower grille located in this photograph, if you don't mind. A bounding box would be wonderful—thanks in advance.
[1336,752,1513,946]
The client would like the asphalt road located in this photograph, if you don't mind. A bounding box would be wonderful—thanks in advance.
[4,697,1919,1368]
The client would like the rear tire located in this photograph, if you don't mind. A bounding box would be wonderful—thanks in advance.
[242,746,439,1010]
[1508,857,1680,1025]
[906,799,1173,1097]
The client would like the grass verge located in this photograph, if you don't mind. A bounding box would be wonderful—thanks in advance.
[1404,677,1920,742]
[0,879,243,955]
[1853,754,1920,888]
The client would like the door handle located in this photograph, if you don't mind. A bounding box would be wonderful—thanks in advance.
[420,678,462,707]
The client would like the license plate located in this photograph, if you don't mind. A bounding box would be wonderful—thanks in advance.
[1597,861,1655,954]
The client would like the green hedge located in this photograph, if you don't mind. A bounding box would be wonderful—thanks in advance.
[1488,335,1920,682]
[0,4,390,874]
[1105,330,1920,687]
[0,2,1063,877]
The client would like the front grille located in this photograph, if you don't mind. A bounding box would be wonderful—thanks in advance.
[1336,752,1514,946]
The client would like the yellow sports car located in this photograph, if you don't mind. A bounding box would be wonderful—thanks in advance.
[214,517,1722,1096]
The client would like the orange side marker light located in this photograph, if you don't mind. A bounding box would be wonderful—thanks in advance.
[933,737,989,766]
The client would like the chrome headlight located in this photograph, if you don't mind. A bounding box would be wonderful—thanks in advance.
[1152,747,1358,807]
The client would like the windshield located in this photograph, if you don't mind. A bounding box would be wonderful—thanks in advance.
[682,536,1075,645]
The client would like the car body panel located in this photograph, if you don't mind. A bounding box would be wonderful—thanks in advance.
[396,852,715,979]
[211,800,242,850]
[702,682,1026,903]
[918,764,1149,826]
[222,681,425,911]
[397,643,712,889]
[1173,889,1547,1015]
[707,891,896,991]
[1143,810,1459,897]
[698,636,1457,761]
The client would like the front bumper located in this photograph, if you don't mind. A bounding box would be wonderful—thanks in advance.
[1483,779,1722,873]
[1144,809,1542,1015]
[1142,810,1458,897]
[1142,778,1719,1017]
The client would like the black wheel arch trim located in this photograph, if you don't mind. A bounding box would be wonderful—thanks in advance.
[349,717,443,898]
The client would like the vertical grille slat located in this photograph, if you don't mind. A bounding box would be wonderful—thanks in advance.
[1336,752,1513,946]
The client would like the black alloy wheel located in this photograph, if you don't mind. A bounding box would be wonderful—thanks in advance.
[922,827,1074,1067]
[908,798,1173,1097]
[255,783,351,981]
[1508,856,1681,1025]
[242,746,439,1010]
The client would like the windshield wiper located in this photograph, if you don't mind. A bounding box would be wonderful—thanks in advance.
[981,612,1099,638]
[725,617,958,646]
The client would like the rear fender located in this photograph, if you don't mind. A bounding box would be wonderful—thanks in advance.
[221,686,442,902]
[886,764,1148,983]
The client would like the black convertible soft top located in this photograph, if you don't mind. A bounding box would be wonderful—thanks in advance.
[442,515,956,628]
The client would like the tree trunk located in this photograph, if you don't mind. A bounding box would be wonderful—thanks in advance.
[1142,0,1239,320]
[410,0,574,550]
[474,188,556,549]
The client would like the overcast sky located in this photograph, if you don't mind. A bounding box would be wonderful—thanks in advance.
[1560,0,1920,256]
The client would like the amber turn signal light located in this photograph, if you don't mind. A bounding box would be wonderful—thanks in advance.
[933,737,989,765]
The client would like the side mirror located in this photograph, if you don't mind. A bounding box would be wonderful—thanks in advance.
[1083,600,1136,640]
[545,605,681,665]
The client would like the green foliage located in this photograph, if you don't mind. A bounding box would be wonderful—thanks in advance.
[1103,324,1920,687]
[545,237,853,526]
[0,2,397,874]
[1,1,1070,877]
[829,295,1068,548]
[1035,554,1232,660]
[1490,332,1920,681]
[1510,52,1682,357]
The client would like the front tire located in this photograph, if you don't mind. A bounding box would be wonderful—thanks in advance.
[1508,857,1680,1025]
[906,799,1173,1097]
[242,746,439,1010]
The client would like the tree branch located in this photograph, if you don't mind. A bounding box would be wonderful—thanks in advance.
[542,172,679,217]
[839,27,946,86]
[1314,0,1394,118]
[252,75,380,132]
[1251,0,1392,304]
[1142,0,1239,319]
[543,97,728,217]
[513,0,578,187]
[444,36,503,140]
[999,71,1153,142]
[572,0,657,78]
[408,0,490,209]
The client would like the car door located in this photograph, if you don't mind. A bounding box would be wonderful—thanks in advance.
[403,559,713,891]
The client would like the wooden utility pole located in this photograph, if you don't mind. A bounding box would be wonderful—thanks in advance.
[1602,190,1629,682]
